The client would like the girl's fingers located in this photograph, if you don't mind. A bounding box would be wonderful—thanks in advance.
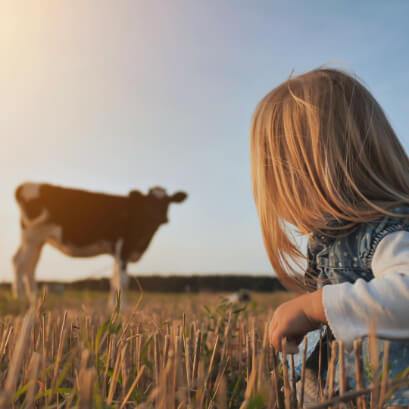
[268,319,278,346]
[271,334,299,354]
[269,323,283,351]
[285,339,300,354]
[270,332,282,351]
[268,322,303,353]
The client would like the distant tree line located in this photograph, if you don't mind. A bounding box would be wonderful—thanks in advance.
[73,275,287,292]
[0,275,287,293]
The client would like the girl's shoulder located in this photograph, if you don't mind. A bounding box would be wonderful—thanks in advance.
[308,205,409,276]
[311,205,409,247]
[357,205,409,266]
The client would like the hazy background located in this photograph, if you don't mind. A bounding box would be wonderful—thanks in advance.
[0,1,408,282]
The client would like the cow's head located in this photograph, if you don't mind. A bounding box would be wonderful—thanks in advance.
[129,187,187,224]
[126,187,187,261]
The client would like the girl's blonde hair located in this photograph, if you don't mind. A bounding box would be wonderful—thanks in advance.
[250,67,409,292]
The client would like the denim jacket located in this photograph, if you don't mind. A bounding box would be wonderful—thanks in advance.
[294,206,409,405]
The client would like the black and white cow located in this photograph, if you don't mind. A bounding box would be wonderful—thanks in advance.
[13,182,187,305]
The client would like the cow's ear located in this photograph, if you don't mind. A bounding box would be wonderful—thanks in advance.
[129,190,143,201]
[169,191,187,203]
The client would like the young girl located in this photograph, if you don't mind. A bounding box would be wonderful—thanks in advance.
[250,67,409,407]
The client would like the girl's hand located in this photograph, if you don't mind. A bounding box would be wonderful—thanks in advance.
[268,289,327,351]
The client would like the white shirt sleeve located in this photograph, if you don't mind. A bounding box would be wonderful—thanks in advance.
[322,230,409,349]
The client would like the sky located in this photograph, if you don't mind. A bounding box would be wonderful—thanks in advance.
[0,1,409,282]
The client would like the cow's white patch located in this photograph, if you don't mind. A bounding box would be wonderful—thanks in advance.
[20,183,41,201]
[47,237,113,258]
[23,223,62,244]
[150,187,167,199]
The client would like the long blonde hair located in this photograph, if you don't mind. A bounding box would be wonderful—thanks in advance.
[250,67,409,292]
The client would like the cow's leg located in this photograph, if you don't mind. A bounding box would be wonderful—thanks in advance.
[12,247,25,298]
[25,243,43,299]
[110,258,128,309]
[110,238,128,309]
[12,241,43,301]
[12,227,45,301]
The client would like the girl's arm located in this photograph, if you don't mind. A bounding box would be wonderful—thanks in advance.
[323,230,409,349]
[268,230,409,351]
[268,287,327,350]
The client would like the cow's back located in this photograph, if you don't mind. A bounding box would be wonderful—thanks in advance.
[16,183,129,246]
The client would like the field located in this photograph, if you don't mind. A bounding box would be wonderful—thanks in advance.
[0,288,407,409]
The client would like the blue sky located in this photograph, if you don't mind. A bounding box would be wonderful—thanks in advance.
[0,1,408,281]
